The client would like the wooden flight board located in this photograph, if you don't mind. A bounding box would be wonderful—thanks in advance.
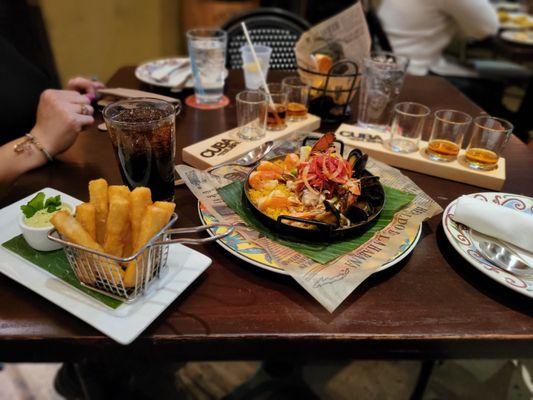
[182,114,321,169]
[335,123,506,190]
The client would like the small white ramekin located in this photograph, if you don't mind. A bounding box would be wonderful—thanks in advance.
[19,203,72,251]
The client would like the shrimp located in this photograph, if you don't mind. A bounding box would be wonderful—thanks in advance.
[257,190,300,211]
[248,171,280,190]
[284,153,300,170]
[257,160,283,175]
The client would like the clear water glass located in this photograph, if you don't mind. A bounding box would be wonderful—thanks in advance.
[236,90,267,141]
[358,52,409,131]
[240,44,272,90]
[388,102,430,153]
[187,28,227,104]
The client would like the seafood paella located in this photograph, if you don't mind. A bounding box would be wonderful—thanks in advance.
[244,133,385,238]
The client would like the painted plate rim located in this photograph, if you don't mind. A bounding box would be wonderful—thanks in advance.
[198,202,422,275]
[442,192,533,298]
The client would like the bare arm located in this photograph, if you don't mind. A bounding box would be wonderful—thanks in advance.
[0,89,95,190]
[0,137,47,191]
[443,0,499,39]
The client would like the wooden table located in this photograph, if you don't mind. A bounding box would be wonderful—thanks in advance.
[0,68,532,362]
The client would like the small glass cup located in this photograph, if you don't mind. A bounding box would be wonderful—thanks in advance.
[186,28,227,104]
[388,102,430,153]
[259,83,287,131]
[426,109,472,162]
[240,44,272,90]
[236,90,267,141]
[464,116,513,170]
[281,76,310,121]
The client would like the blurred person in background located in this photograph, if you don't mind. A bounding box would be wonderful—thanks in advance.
[378,0,507,117]
[377,0,499,76]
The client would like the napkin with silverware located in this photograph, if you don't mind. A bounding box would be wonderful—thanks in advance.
[452,195,533,253]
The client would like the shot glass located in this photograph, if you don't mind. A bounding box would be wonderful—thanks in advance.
[464,116,513,170]
[259,83,287,131]
[388,102,430,153]
[281,76,310,121]
[236,90,267,141]
[186,28,227,104]
[240,44,272,90]
[426,109,472,162]
[357,52,409,131]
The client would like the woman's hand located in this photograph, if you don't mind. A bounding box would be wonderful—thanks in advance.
[67,76,105,100]
[30,89,95,156]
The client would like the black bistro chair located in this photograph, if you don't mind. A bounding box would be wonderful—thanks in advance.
[221,7,311,70]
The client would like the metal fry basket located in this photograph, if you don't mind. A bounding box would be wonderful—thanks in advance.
[48,213,233,303]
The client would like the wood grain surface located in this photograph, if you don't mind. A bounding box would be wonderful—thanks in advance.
[0,68,531,361]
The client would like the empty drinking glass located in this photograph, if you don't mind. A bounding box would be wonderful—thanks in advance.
[187,28,227,104]
[426,109,472,162]
[388,102,430,153]
[240,45,272,90]
[236,90,267,141]
[358,52,409,131]
[281,76,310,121]
[465,116,513,170]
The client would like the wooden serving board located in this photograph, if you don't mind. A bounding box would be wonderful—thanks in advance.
[335,123,506,190]
[182,114,321,169]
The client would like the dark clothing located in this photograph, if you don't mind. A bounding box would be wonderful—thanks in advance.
[0,1,58,143]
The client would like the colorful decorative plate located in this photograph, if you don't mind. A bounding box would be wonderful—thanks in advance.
[443,192,533,298]
[198,203,422,275]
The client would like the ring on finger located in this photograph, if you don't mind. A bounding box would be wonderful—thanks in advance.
[80,104,90,115]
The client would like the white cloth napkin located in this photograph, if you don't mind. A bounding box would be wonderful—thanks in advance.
[452,195,533,253]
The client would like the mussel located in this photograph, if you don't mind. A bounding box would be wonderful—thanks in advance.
[347,148,368,178]
[323,173,385,227]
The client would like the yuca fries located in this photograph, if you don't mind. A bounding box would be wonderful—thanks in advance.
[103,195,130,257]
[52,178,175,291]
[130,187,152,250]
[75,203,96,241]
[124,202,176,287]
[89,178,109,244]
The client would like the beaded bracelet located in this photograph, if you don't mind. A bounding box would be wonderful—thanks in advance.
[13,133,54,162]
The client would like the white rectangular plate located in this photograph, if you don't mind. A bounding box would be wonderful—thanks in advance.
[0,188,212,345]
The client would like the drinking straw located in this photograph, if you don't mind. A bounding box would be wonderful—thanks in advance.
[240,22,281,124]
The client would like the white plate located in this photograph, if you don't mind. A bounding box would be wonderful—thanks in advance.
[0,188,212,344]
[198,203,422,275]
[500,29,533,45]
[442,192,533,298]
[135,57,194,89]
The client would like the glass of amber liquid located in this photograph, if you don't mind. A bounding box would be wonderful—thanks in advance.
[281,76,310,121]
[426,109,472,162]
[465,116,513,170]
[260,83,287,130]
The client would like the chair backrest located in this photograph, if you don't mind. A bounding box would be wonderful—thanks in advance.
[221,7,311,70]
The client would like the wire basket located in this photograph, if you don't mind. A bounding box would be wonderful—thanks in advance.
[298,60,360,123]
[48,214,233,303]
